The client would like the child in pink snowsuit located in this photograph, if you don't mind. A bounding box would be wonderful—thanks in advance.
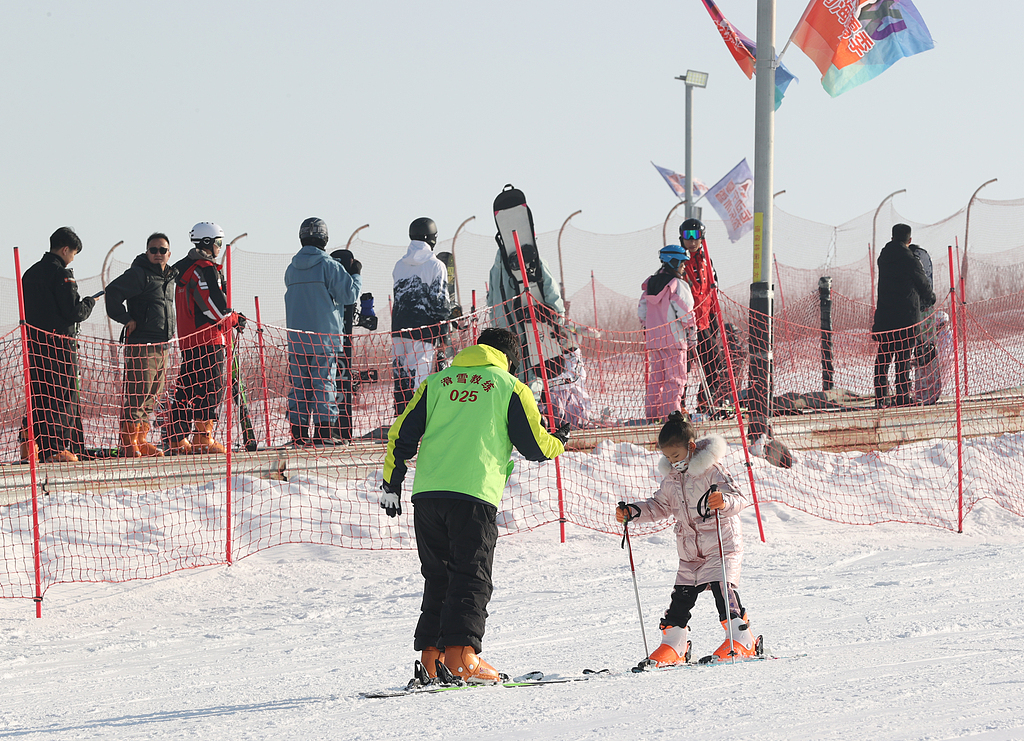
[638,245,696,422]
[616,411,761,665]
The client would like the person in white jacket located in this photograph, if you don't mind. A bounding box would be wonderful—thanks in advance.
[638,244,696,422]
[391,218,450,414]
[616,412,762,666]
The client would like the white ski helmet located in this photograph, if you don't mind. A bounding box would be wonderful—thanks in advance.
[190,222,225,250]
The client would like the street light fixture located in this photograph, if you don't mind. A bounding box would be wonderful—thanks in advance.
[675,70,709,220]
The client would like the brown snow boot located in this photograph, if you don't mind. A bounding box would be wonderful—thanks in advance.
[119,420,142,458]
[191,419,225,454]
[136,422,164,457]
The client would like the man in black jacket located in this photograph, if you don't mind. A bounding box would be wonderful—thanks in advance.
[871,223,936,408]
[105,233,177,457]
[21,227,96,463]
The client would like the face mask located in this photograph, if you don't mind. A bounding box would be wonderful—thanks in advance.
[672,459,689,473]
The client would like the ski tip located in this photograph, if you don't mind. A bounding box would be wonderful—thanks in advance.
[632,659,654,673]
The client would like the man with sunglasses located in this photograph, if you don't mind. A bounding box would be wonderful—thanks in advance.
[166,222,243,454]
[380,327,568,686]
[21,227,96,463]
[105,233,177,457]
[679,218,726,413]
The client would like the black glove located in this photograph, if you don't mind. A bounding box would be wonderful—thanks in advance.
[235,313,248,332]
[349,259,362,276]
[380,481,402,517]
[552,423,570,446]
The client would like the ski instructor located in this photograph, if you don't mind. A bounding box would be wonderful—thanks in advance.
[379,327,569,684]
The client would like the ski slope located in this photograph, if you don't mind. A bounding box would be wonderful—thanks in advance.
[2,491,1022,740]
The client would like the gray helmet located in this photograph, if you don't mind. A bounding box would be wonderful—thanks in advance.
[299,217,329,248]
[409,217,438,248]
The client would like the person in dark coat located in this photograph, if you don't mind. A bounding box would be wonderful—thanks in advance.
[871,223,935,408]
[105,233,178,457]
[21,227,96,462]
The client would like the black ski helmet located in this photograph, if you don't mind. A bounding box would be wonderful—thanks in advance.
[299,217,329,249]
[409,217,438,248]
[679,218,705,241]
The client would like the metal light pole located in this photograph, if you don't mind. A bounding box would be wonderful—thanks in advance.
[451,215,476,307]
[557,210,581,302]
[872,189,906,256]
[100,240,124,342]
[748,0,776,439]
[675,70,708,220]
[346,224,369,249]
[662,201,687,247]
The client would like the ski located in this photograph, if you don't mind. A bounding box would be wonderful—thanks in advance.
[360,663,610,699]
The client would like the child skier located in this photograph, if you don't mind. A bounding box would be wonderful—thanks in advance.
[638,244,696,422]
[616,411,761,665]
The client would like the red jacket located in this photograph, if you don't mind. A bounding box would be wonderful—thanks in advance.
[172,249,237,350]
[682,244,717,331]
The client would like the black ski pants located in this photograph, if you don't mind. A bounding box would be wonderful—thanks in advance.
[660,582,746,630]
[167,345,226,439]
[693,326,726,409]
[27,332,82,458]
[413,497,498,653]
[873,327,916,406]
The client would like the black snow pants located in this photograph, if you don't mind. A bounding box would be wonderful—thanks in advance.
[413,497,498,653]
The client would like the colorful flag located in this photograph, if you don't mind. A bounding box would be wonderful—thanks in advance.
[700,0,756,79]
[705,159,754,243]
[790,0,874,76]
[821,0,934,97]
[700,0,800,110]
[651,162,709,201]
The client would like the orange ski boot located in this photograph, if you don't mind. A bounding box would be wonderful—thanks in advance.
[647,625,691,667]
[441,646,501,684]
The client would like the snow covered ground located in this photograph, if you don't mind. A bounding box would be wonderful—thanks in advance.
[2,496,1023,740]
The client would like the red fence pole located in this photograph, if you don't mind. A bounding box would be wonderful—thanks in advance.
[956,238,969,397]
[14,247,44,617]
[590,271,598,327]
[701,245,765,543]
[512,230,566,543]
[947,246,964,533]
[224,243,234,564]
[254,296,272,448]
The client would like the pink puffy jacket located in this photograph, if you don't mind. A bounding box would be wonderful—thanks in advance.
[631,435,747,586]
[638,273,695,351]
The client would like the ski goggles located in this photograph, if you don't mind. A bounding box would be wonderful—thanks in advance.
[680,229,702,241]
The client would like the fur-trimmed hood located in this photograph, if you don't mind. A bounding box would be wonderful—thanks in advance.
[657,434,728,478]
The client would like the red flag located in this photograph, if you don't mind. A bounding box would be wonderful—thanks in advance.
[790,0,875,76]
[700,0,755,79]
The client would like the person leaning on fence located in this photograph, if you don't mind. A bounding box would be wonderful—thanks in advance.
[379,327,568,685]
[20,227,96,463]
[284,218,361,446]
[165,222,243,455]
[679,219,726,412]
[871,223,935,409]
[391,218,450,414]
[104,232,177,457]
[639,244,697,422]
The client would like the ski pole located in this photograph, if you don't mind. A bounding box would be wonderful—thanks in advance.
[619,502,651,664]
[710,484,736,663]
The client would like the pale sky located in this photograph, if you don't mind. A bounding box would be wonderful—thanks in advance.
[1,1,1019,282]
